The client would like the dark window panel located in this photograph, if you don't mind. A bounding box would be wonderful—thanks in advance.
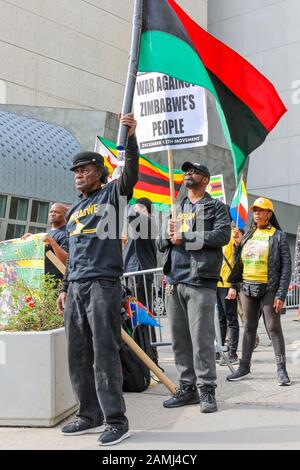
[6,224,26,240]
[30,201,49,224]
[0,195,7,218]
[9,197,28,221]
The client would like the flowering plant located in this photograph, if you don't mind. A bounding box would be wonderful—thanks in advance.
[0,275,64,332]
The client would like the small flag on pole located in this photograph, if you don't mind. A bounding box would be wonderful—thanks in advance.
[230,178,248,229]
[207,174,226,203]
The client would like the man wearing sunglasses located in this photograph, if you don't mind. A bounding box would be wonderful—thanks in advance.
[157,161,231,414]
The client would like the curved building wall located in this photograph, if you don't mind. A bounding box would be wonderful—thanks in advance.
[0,110,80,202]
[0,110,81,241]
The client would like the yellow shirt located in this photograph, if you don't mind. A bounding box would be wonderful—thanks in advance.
[217,236,235,288]
[242,226,276,283]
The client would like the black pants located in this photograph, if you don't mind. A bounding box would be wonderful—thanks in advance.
[217,287,239,355]
[240,290,286,366]
[64,279,128,428]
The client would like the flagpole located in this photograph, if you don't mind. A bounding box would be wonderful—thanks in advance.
[117,0,144,153]
[167,149,176,220]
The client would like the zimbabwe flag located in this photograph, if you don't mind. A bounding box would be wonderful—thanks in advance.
[138,0,287,180]
[95,136,184,211]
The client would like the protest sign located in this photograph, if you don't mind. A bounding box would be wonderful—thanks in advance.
[134,72,208,153]
[0,235,45,320]
[0,235,45,289]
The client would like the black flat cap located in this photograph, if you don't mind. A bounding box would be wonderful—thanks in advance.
[70,151,105,171]
[182,162,210,179]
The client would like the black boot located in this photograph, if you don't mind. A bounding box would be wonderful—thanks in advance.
[276,355,291,386]
[163,384,200,408]
[226,360,251,382]
[199,385,218,414]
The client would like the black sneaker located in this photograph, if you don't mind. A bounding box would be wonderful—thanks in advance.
[97,425,131,446]
[163,385,200,408]
[61,419,104,436]
[227,363,251,382]
[199,386,218,414]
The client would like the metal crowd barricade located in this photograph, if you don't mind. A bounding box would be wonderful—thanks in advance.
[122,268,236,371]
[122,267,171,347]
[286,273,300,309]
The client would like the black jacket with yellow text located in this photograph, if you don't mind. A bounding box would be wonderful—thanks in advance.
[157,192,231,283]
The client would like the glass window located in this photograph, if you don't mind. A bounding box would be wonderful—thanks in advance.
[6,224,26,240]
[0,195,7,218]
[9,197,29,221]
[29,226,47,235]
[31,201,49,224]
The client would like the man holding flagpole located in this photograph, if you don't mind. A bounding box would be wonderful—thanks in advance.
[157,162,231,413]
[57,113,139,447]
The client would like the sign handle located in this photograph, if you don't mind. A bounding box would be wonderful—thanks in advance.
[167,149,176,220]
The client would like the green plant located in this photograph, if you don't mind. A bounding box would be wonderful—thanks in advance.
[0,275,64,332]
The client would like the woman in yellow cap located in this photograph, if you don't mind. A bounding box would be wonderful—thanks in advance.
[226,197,292,386]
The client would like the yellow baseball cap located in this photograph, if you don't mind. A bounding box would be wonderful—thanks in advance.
[250,197,274,213]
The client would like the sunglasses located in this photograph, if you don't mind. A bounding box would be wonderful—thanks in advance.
[185,168,206,176]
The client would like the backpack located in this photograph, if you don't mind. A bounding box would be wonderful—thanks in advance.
[120,341,151,392]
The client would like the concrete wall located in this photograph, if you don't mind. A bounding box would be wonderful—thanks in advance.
[0,0,207,113]
[0,1,239,209]
[208,0,300,206]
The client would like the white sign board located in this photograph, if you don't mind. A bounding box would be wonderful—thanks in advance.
[134,72,208,153]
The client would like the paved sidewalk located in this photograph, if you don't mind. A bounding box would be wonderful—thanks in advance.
[1,310,300,450]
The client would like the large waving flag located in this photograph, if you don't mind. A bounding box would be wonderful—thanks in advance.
[95,136,184,211]
[138,0,287,180]
[230,178,248,229]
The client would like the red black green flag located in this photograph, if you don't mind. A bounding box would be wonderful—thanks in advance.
[138,0,287,180]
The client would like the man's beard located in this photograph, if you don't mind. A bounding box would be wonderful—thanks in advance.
[184,177,195,188]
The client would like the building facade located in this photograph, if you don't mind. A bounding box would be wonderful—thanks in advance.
[0,0,207,112]
[208,0,300,207]
[1,0,225,243]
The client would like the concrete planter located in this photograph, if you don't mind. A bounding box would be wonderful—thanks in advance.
[0,327,77,427]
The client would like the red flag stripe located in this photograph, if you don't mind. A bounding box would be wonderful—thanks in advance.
[168,0,287,132]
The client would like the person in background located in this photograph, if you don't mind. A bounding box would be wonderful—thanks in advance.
[43,203,69,264]
[22,203,69,272]
[217,226,244,366]
[123,197,158,363]
[124,197,157,308]
[227,198,292,386]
